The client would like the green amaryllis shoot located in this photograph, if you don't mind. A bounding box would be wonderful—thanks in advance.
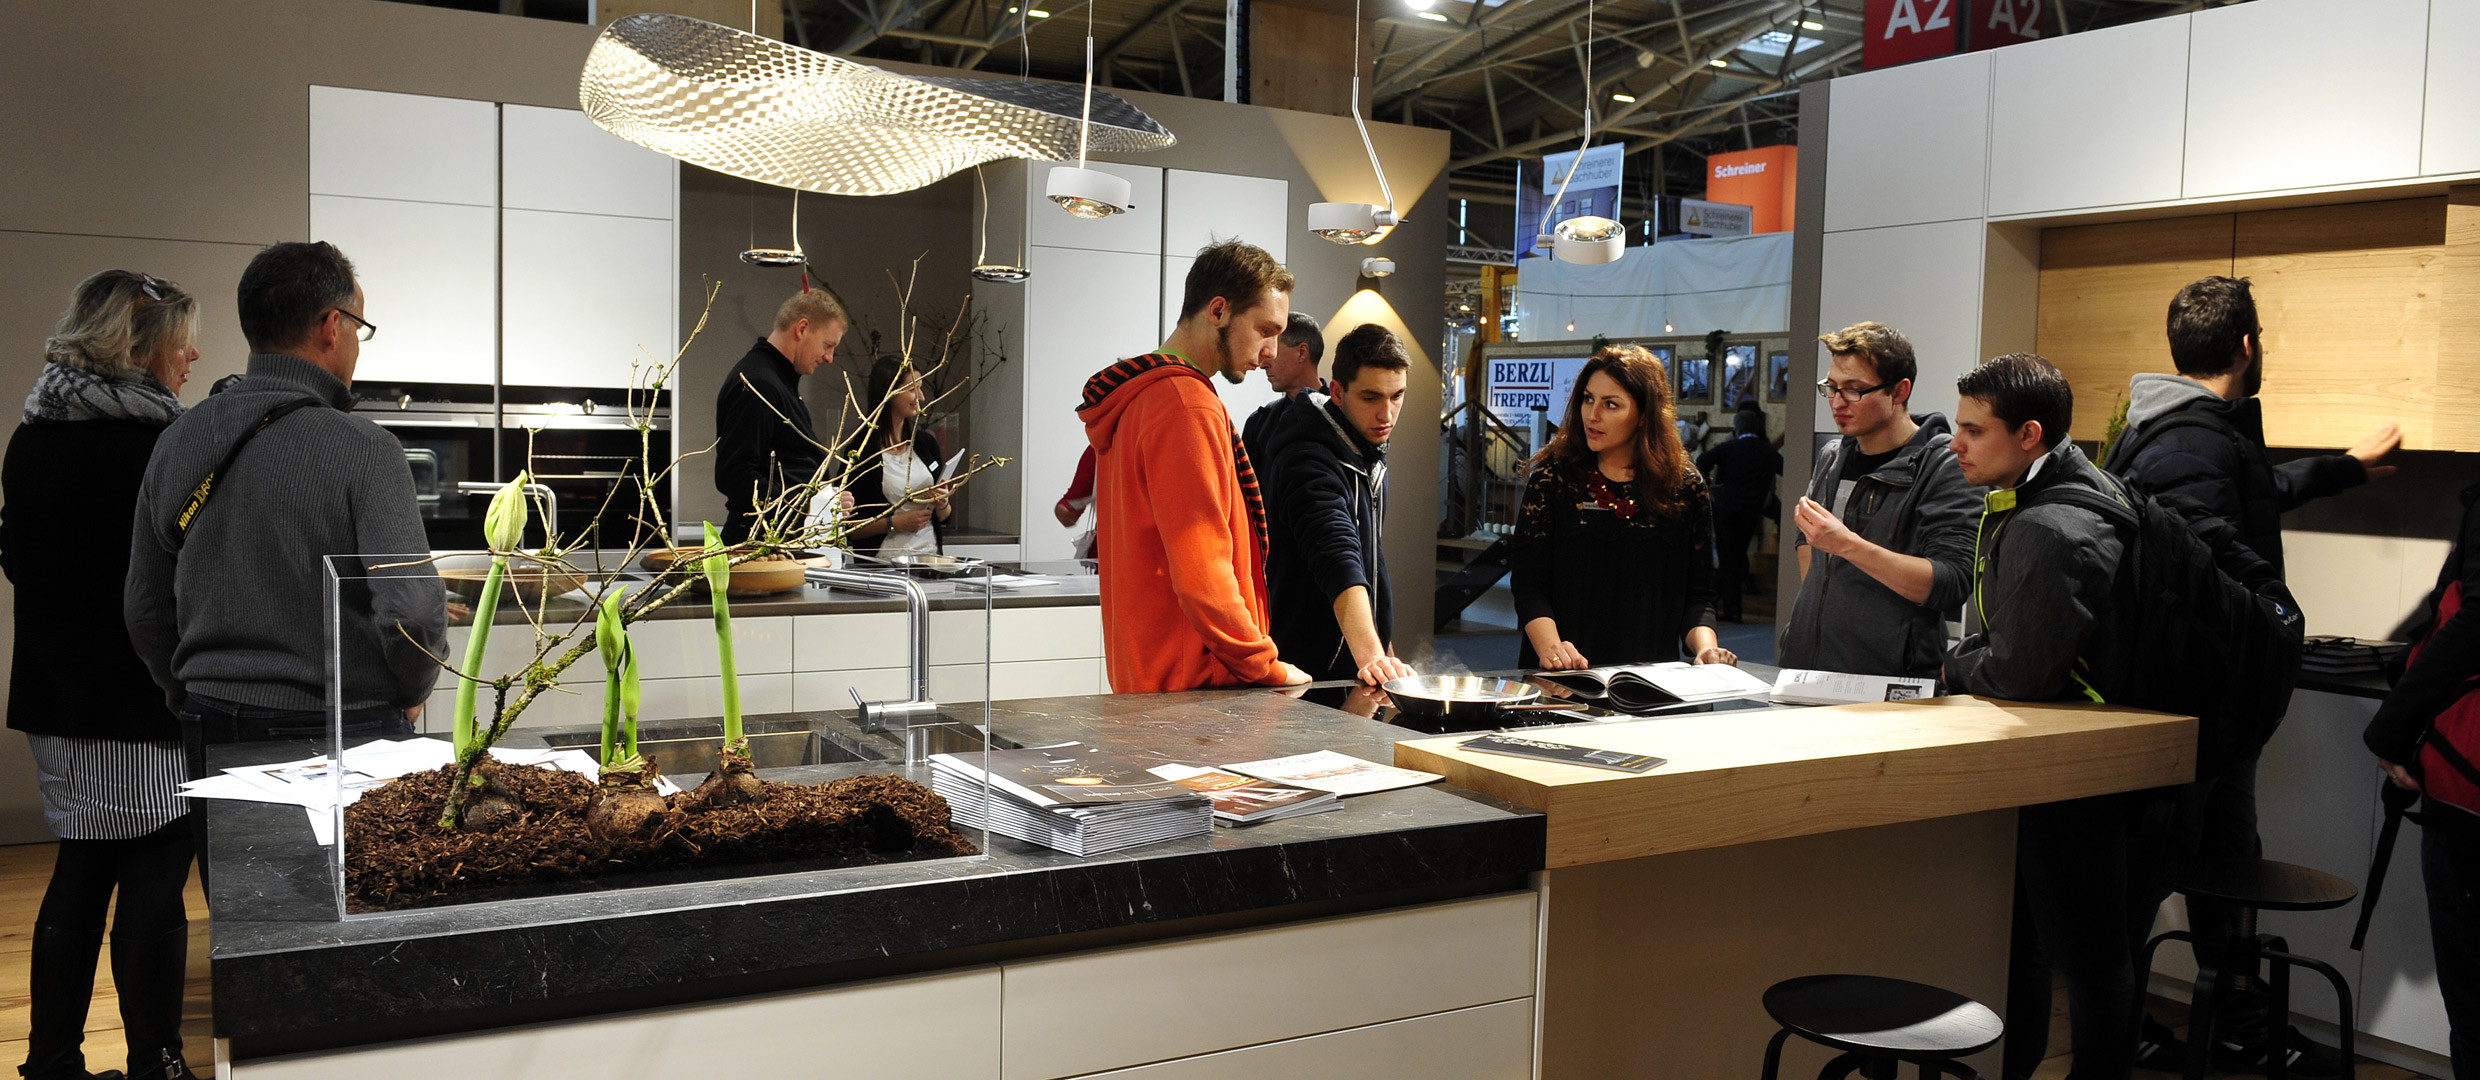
[452,472,529,754]
[701,521,744,755]
[594,584,642,772]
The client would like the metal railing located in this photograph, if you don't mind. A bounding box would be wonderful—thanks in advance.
[1439,401,1535,538]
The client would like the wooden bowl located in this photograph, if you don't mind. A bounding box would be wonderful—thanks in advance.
[440,564,588,605]
[640,548,814,596]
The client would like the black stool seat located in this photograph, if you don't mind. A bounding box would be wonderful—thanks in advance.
[1764,975,2005,1058]
[2174,858,2359,911]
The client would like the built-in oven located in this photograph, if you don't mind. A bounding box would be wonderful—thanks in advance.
[354,382,504,551]
[353,382,671,551]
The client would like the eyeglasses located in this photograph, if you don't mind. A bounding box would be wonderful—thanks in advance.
[1815,378,1888,404]
[333,307,378,343]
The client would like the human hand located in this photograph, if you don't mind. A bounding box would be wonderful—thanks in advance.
[1340,683,1387,718]
[1536,640,1589,670]
[445,601,473,624]
[1793,497,1861,558]
[1275,662,1314,686]
[837,489,857,512]
[2351,424,2402,480]
[2381,758,2423,793]
[1695,645,1739,666]
[1053,501,1081,527]
[403,702,425,725]
[893,506,934,532]
[1357,653,1417,686]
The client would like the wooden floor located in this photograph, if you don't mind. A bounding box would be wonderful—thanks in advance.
[2026,990,2441,1079]
[0,842,212,1074]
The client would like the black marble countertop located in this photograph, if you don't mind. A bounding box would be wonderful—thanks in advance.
[204,688,1545,1058]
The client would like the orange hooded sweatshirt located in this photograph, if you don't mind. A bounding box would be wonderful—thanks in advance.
[1077,354,1285,692]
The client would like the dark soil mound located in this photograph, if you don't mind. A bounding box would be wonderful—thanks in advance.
[344,764,978,912]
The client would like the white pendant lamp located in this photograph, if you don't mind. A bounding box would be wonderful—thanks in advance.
[1307,0,1398,246]
[1046,15,1133,218]
[1533,0,1624,266]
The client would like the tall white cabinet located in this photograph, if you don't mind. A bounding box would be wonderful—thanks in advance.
[306,87,678,390]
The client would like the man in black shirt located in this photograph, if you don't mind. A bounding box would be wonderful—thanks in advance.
[1694,401,1781,622]
[714,289,846,544]
[1241,311,1324,468]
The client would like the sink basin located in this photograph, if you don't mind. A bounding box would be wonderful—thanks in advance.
[536,715,885,769]
[816,717,1021,763]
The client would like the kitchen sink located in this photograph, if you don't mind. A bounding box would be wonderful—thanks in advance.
[536,715,885,768]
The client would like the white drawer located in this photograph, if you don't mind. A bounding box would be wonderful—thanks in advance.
[793,611,913,671]
[628,615,793,677]
[1066,1000,1533,1080]
[1001,891,1539,1080]
[634,673,794,722]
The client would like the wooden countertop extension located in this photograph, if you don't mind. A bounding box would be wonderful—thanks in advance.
[1393,696,2194,868]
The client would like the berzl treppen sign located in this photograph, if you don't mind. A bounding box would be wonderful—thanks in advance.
[1864,0,2044,70]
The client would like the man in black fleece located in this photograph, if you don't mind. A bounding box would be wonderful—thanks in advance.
[714,288,846,543]
[126,241,446,782]
[1261,323,1416,685]
[1695,401,1781,622]
[1943,353,2142,1080]
[2113,276,2394,1076]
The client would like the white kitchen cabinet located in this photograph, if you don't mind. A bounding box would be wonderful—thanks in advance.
[1065,1001,1534,1080]
[2181,0,2427,199]
[1821,51,1990,233]
[500,208,677,388]
[1816,219,1987,426]
[230,967,1002,1080]
[309,195,496,385]
[1987,14,2189,217]
[2424,0,2480,176]
[500,103,675,220]
[308,86,497,207]
[635,672,794,721]
[792,611,916,671]
[1023,245,1163,563]
[1161,169,1288,266]
[1000,891,1538,1080]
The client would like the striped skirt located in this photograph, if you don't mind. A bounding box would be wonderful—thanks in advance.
[25,734,188,840]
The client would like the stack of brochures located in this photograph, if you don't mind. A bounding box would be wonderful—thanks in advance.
[1768,668,1941,706]
[1219,750,1442,796]
[1534,661,1773,712]
[2301,637,2406,678]
[1147,764,1340,825]
[928,743,1213,856]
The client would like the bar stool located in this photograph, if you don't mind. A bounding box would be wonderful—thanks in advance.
[2138,857,2359,1080]
[1759,974,2004,1079]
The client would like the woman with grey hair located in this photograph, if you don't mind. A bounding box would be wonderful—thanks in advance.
[3,270,201,1080]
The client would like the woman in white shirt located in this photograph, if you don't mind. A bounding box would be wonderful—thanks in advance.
[842,355,949,557]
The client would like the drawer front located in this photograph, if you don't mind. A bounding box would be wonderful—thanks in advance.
[1002,891,1539,1080]
[1067,1000,1533,1080]
[793,611,914,671]
[230,966,999,1079]
[629,615,794,677]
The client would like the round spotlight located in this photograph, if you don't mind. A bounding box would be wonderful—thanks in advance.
[1046,166,1133,218]
[971,264,1031,283]
[1551,215,1624,265]
[1359,257,1396,278]
[1308,201,1398,245]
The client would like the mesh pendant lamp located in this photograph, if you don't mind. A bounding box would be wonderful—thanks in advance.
[580,13,1174,197]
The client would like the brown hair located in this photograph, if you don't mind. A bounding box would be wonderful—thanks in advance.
[773,288,848,333]
[1177,239,1295,322]
[1332,323,1409,387]
[1817,320,1917,398]
[1531,344,1693,513]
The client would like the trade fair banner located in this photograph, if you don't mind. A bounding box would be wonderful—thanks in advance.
[1485,355,1589,427]
[1863,0,2044,69]
[1678,198,1754,237]
[1705,145,1797,233]
[1516,144,1625,262]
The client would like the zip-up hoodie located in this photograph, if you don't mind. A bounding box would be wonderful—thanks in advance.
[1944,441,2126,703]
[1077,354,1284,692]
[2111,371,2365,578]
[1779,413,1980,679]
[1260,391,1390,682]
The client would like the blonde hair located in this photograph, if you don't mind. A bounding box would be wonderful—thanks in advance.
[45,270,197,380]
[773,288,848,333]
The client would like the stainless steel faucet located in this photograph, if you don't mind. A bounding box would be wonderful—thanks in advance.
[805,565,939,744]
[453,480,558,540]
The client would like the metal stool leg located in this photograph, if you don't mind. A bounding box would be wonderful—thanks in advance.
[2265,947,2358,1078]
[1814,1050,1868,1080]
[2186,947,2225,1080]
[1763,1027,1793,1080]
[2265,942,2293,1080]
[2141,928,2195,980]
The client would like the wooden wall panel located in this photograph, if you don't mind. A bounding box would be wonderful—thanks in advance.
[2036,215,2234,443]
[2237,198,2446,449]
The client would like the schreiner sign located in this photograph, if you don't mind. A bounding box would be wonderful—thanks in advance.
[1864,0,2044,70]
[1678,198,1753,237]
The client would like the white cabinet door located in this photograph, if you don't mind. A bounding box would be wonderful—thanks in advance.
[1161,169,1288,266]
[1821,52,1990,232]
[2182,0,2427,198]
[1987,15,2189,217]
[1021,245,1164,564]
[1066,1001,1533,1080]
[501,103,676,219]
[310,195,496,385]
[501,208,676,388]
[2425,0,2480,176]
[309,86,497,207]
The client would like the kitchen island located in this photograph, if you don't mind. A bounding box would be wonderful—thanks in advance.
[203,682,2192,1079]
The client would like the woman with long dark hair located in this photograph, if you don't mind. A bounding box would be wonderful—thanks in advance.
[1509,343,1734,670]
[3,270,203,1080]
[841,355,949,557]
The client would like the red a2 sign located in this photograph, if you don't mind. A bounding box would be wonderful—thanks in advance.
[1863,0,2043,70]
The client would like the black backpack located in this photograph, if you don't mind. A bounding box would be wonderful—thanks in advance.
[2028,476,2305,782]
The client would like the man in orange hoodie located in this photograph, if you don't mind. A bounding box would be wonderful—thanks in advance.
[1078,241,1313,692]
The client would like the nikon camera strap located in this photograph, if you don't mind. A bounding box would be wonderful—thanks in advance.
[171,397,320,551]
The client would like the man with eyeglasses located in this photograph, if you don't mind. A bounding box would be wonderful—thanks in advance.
[1777,321,1979,679]
[128,242,446,853]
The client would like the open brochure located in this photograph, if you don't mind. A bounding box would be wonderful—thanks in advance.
[1769,668,1939,706]
[1222,750,1441,797]
[1148,764,1341,825]
[1534,661,1772,712]
[931,742,1198,808]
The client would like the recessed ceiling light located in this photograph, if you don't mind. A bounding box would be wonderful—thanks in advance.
[1709,58,1729,67]
[1028,8,1051,15]
[1415,11,1449,20]
[1611,92,1636,103]
[1799,19,1824,30]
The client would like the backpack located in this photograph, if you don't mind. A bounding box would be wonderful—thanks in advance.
[2028,477,2306,782]
[2408,580,2480,816]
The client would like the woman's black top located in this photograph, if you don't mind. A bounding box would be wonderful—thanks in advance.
[1509,460,1719,669]
[842,426,946,556]
[0,419,181,740]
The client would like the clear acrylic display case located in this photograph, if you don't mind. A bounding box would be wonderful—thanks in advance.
[314,550,994,920]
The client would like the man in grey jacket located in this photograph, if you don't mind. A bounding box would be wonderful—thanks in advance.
[1780,322,1979,679]
[1944,353,2142,1080]
[126,241,446,786]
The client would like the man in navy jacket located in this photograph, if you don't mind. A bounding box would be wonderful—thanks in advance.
[1261,324,1416,685]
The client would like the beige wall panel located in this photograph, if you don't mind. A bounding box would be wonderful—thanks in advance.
[2035,215,2234,443]
[2280,530,2449,640]
[2235,198,2446,450]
